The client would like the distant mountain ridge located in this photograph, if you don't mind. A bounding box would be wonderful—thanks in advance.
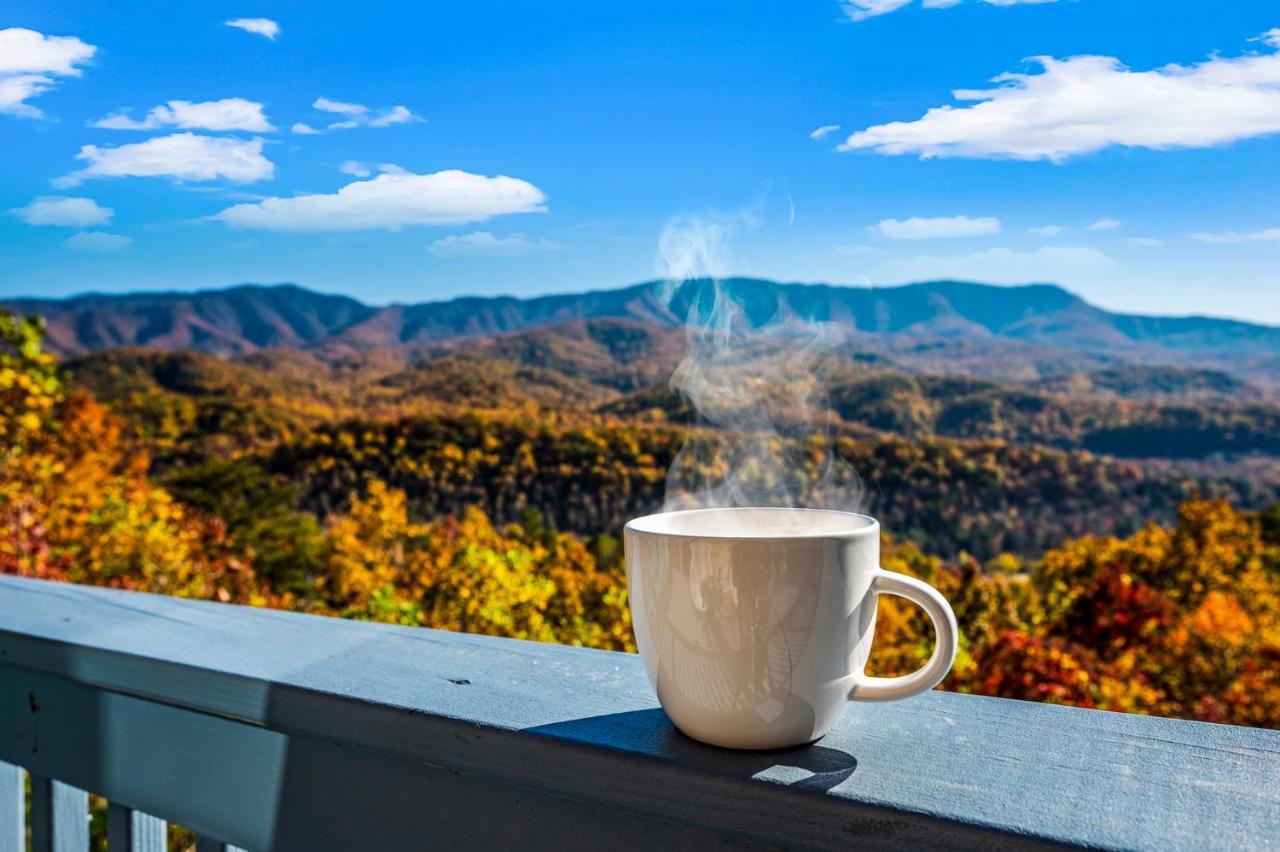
[3,284,374,355]
[6,279,1280,386]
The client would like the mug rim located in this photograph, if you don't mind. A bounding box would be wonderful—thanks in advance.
[624,506,879,541]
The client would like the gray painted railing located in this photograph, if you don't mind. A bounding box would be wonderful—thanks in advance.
[0,575,1277,851]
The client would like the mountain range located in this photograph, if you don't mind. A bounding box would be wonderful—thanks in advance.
[6,279,1279,389]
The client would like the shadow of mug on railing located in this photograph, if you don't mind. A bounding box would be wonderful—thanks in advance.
[525,708,858,793]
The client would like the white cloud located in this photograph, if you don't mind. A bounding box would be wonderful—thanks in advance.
[810,124,841,139]
[314,97,367,116]
[0,28,96,118]
[843,0,1058,21]
[840,0,912,21]
[225,18,279,40]
[840,29,1280,160]
[1125,237,1164,247]
[92,98,273,132]
[0,75,56,117]
[874,215,1000,239]
[1191,227,1280,244]
[12,196,113,226]
[294,97,420,133]
[1086,218,1121,231]
[0,28,96,75]
[1028,224,1066,237]
[55,133,274,187]
[874,245,1115,284]
[427,231,566,258]
[339,161,372,177]
[62,231,131,253]
[368,105,416,128]
[210,168,547,232]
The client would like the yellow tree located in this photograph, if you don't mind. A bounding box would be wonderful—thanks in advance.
[320,481,633,650]
[0,310,264,604]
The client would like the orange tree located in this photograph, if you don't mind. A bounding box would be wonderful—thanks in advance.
[0,311,264,603]
[865,498,1280,727]
[1030,499,1280,725]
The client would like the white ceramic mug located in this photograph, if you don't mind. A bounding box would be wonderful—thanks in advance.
[625,507,958,750]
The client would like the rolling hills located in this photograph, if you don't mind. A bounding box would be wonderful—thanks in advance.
[53,338,1280,561]
[62,319,1280,464]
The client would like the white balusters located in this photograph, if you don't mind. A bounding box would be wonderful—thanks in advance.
[0,761,22,852]
[108,803,166,852]
[30,775,88,852]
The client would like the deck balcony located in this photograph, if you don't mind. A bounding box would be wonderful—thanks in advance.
[1,574,1277,851]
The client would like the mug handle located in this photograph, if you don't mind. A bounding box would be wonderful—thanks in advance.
[849,568,959,702]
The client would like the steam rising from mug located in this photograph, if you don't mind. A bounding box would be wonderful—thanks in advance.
[656,211,864,515]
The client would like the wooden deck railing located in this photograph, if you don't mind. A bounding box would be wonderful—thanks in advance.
[1,574,1277,851]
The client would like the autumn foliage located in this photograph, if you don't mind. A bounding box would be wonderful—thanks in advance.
[318,481,631,649]
[0,314,260,601]
[870,499,1280,726]
[3,311,1278,728]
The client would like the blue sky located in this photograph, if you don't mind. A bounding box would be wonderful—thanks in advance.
[1,1,1278,322]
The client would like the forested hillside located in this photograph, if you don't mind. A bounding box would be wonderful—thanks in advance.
[61,326,1280,565]
[3,306,1279,729]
